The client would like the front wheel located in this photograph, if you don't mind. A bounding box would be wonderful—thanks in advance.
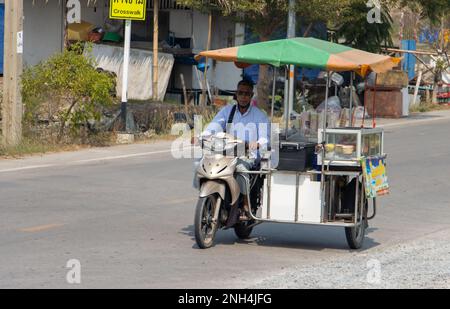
[194,195,220,249]
[345,199,368,250]
[234,221,254,239]
[343,180,368,250]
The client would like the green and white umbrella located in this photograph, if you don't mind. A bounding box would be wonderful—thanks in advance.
[196,37,400,76]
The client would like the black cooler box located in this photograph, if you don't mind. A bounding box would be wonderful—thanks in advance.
[277,141,316,172]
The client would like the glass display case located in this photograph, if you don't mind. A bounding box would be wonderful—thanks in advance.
[318,128,384,166]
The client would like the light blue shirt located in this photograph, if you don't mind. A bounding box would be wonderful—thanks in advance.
[203,102,271,159]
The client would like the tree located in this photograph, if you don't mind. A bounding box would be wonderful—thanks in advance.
[179,1,288,110]
[333,0,394,53]
[180,0,345,111]
[395,0,450,103]
[397,0,449,24]
[21,43,115,142]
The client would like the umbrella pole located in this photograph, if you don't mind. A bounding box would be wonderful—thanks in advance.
[322,72,331,135]
[362,79,368,128]
[372,74,378,128]
[320,72,331,222]
[349,72,354,127]
[271,67,277,122]
[284,66,290,139]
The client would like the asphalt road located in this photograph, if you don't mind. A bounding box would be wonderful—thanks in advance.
[1,113,450,288]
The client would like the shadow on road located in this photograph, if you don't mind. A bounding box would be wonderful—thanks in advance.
[180,223,380,252]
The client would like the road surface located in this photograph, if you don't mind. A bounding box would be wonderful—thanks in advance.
[1,111,450,288]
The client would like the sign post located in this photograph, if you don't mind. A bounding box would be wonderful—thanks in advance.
[109,0,146,131]
[121,19,131,130]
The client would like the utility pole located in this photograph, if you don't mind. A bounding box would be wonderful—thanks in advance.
[2,0,23,146]
[284,0,296,134]
[287,0,296,118]
[153,0,159,101]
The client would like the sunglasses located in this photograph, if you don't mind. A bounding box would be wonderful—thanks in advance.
[237,91,253,97]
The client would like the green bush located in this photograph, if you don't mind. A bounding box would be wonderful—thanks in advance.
[21,43,114,142]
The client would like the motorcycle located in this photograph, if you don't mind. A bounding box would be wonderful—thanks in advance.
[194,133,264,249]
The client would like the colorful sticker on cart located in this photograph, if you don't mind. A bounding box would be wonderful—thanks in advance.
[109,0,147,21]
[362,157,389,198]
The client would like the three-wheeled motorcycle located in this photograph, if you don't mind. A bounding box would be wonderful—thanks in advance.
[193,38,398,249]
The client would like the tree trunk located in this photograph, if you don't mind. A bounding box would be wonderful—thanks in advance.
[256,36,271,113]
[201,12,213,106]
[432,69,442,104]
[257,65,271,112]
[303,23,313,37]
[58,100,78,142]
[432,83,438,104]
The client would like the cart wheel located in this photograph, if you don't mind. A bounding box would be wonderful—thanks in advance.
[344,181,368,250]
[345,216,367,249]
[234,221,254,239]
[194,195,220,249]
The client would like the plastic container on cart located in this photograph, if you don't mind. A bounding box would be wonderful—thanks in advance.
[277,141,316,172]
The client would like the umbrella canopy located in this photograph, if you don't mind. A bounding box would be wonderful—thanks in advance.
[195,37,401,76]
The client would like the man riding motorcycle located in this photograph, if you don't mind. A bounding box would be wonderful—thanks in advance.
[193,79,270,232]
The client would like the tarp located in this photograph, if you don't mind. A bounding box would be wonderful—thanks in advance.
[401,40,417,81]
[85,44,174,101]
[196,38,401,76]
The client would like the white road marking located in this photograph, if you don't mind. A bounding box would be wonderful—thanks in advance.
[159,197,197,206]
[73,149,179,164]
[0,164,56,173]
[0,146,193,173]
[19,223,64,233]
[379,114,450,128]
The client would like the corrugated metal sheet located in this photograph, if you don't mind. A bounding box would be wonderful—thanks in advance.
[87,43,174,101]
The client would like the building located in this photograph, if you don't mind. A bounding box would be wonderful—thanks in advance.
[1,0,245,101]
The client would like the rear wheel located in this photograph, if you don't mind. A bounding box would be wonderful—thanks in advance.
[194,195,220,249]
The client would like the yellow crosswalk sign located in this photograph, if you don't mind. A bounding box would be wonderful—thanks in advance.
[109,0,147,21]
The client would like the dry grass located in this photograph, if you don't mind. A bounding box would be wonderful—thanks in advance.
[0,132,182,159]
[410,102,450,113]
[128,102,216,134]
[0,137,87,159]
[0,102,216,158]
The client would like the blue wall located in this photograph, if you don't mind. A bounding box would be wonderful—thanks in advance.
[0,4,4,75]
[401,40,417,81]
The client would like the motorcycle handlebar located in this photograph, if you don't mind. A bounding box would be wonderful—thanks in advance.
[198,136,253,155]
